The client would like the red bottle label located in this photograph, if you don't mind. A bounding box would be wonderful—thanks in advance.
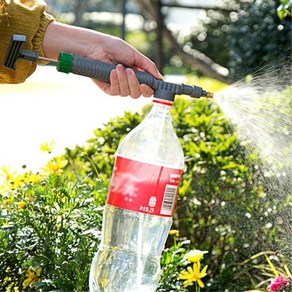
[107,156,183,217]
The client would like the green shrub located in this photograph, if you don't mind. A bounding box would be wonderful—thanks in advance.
[171,98,290,290]
[226,0,291,80]
[186,0,291,81]
[0,173,105,291]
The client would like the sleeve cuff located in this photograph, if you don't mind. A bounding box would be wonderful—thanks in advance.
[33,11,55,63]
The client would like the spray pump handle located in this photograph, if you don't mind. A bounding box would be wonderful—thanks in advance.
[57,52,213,101]
[4,34,213,101]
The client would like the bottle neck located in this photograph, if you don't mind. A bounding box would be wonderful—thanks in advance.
[147,98,172,120]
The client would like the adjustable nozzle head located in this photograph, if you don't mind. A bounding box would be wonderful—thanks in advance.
[202,90,214,98]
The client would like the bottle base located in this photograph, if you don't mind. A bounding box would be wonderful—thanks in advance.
[89,248,160,292]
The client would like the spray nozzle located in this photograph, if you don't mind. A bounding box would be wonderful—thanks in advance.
[205,91,214,98]
[4,34,214,101]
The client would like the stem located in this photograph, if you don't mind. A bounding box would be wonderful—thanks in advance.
[196,284,201,292]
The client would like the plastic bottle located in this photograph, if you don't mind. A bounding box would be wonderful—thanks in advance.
[89,97,185,292]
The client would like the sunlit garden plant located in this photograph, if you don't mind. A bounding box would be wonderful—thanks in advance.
[158,230,208,291]
[0,164,105,291]
[239,251,291,292]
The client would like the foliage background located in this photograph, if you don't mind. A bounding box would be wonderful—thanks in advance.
[185,0,291,81]
[47,0,291,82]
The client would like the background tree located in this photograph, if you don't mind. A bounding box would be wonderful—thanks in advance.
[73,0,88,26]
[134,0,231,82]
[47,0,291,83]
[226,0,291,80]
[134,0,291,82]
[182,0,287,82]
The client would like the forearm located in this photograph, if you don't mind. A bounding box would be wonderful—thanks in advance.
[42,21,155,71]
[42,20,161,98]
[43,21,114,61]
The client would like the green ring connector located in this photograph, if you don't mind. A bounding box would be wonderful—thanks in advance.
[57,52,73,74]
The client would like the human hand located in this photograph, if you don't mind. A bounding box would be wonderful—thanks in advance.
[93,64,156,99]
[43,22,163,98]
[88,33,163,98]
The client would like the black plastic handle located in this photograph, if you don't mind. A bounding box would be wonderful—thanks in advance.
[73,56,156,86]
[57,52,207,99]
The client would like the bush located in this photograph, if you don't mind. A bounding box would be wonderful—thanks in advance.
[186,0,291,81]
[0,173,105,291]
[171,98,291,290]
[226,0,291,80]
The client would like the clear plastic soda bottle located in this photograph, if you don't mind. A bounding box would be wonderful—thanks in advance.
[89,95,185,292]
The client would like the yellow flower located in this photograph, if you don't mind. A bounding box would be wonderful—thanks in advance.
[25,173,41,184]
[42,157,68,176]
[169,229,179,237]
[0,183,8,194]
[178,261,208,288]
[3,198,13,208]
[0,166,16,182]
[10,174,24,190]
[18,201,26,209]
[40,140,56,153]
[0,167,24,191]
[186,249,208,263]
[101,277,107,288]
[22,267,42,289]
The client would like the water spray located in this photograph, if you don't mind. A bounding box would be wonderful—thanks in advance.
[4,34,214,101]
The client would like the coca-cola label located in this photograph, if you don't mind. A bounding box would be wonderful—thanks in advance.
[107,156,183,217]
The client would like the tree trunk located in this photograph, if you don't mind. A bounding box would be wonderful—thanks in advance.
[154,0,164,73]
[163,28,229,83]
[73,0,88,26]
[134,0,230,83]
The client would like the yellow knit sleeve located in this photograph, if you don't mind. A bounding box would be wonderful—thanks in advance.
[0,0,55,84]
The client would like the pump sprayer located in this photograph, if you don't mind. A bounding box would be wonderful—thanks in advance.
[5,34,214,292]
[4,34,214,101]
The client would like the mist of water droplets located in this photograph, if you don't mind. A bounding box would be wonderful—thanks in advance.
[214,61,292,255]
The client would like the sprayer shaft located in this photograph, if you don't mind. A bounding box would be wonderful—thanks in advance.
[38,56,58,65]
[4,33,213,100]
[57,52,213,99]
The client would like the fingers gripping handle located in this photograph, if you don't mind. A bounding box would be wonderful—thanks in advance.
[57,52,207,99]
[57,52,156,86]
[73,56,116,83]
